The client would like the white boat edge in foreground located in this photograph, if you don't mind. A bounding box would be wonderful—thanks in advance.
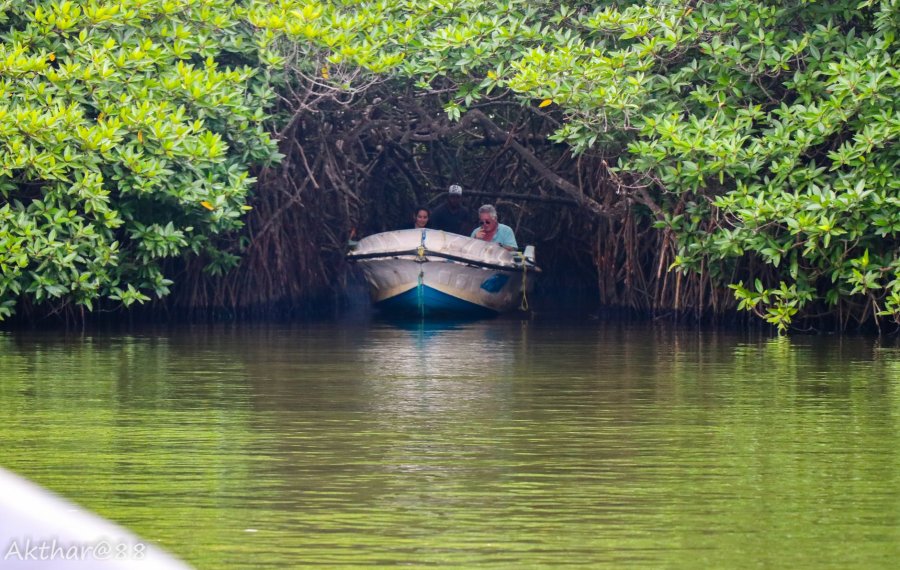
[0,467,192,569]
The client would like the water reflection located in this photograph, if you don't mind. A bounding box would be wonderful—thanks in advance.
[1,324,900,568]
[358,320,516,414]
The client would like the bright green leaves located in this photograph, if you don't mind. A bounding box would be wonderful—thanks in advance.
[250,0,604,116]
[730,280,814,334]
[2,0,896,329]
[240,0,900,330]
[0,0,278,320]
[564,0,900,331]
[129,221,189,262]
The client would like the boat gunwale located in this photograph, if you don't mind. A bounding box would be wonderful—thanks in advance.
[347,249,540,273]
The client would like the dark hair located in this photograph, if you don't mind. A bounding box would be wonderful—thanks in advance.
[414,206,430,216]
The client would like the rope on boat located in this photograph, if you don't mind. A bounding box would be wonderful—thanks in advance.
[417,229,426,318]
[417,267,425,319]
[416,229,427,261]
[518,253,529,312]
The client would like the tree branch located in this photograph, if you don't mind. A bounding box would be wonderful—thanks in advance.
[466,109,612,219]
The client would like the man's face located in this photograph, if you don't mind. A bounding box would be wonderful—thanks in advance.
[448,194,461,206]
[478,214,497,232]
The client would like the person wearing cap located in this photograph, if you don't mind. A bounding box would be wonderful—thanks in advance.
[430,184,471,235]
[471,204,517,250]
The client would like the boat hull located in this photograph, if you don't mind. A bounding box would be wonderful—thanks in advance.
[348,230,537,318]
[376,281,497,318]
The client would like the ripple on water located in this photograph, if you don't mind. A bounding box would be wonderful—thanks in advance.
[1,323,900,568]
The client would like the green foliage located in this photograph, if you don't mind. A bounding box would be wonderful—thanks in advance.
[4,0,896,330]
[730,279,815,334]
[0,0,277,319]
[500,0,899,330]
[250,0,900,331]
[623,0,900,330]
[248,0,590,113]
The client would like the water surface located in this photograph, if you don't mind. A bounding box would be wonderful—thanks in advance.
[2,321,899,568]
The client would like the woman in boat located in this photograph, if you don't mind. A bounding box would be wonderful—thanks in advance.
[412,206,430,229]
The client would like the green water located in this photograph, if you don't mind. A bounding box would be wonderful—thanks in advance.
[2,321,900,568]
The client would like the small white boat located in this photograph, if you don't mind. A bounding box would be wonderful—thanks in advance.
[348,229,539,318]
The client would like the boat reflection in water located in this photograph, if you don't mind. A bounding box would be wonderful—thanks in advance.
[348,229,539,319]
[356,320,521,418]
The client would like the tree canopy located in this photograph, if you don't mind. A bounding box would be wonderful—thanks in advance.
[2,0,898,331]
[0,0,277,320]
[256,0,899,331]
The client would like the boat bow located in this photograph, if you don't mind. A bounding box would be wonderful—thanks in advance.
[347,229,539,317]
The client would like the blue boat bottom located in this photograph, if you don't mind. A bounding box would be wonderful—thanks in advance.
[376,284,497,319]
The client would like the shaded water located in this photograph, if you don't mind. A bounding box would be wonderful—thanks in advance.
[2,321,900,568]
